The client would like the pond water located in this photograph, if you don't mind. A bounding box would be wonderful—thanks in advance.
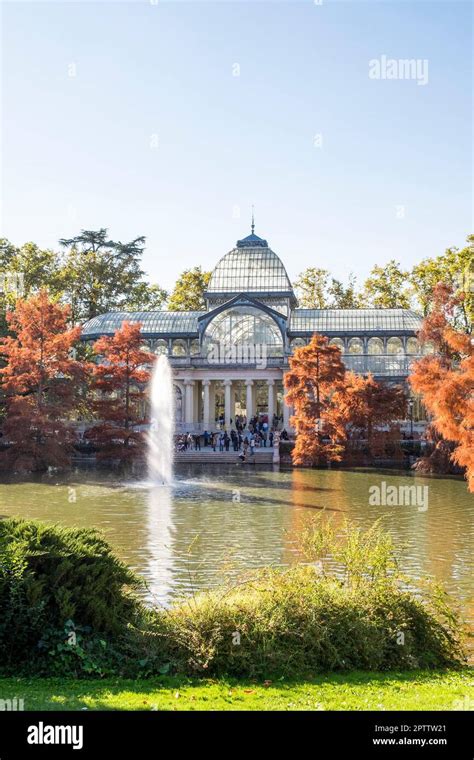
[0,465,472,628]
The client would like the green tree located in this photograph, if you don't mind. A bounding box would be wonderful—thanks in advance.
[0,241,60,291]
[0,239,62,336]
[361,260,411,308]
[411,235,473,331]
[58,229,165,322]
[122,282,168,311]
[328,274,360,308]
[294,267,330,308]
[167,266,211,311]
[295,268,361,309]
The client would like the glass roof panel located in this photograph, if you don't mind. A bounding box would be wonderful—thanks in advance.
[207,247,293,293]
[289,309,422,333]
[81,311,204,336]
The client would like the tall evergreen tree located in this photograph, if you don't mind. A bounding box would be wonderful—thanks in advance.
[59,229,166,321]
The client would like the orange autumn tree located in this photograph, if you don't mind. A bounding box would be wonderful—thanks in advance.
[0,290,86,471]
[409,283,473,491]
[89,321,153,461]
[334,372,407,459]
[284,334,347,465]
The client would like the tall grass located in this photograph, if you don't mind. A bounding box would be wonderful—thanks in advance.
[135,517,466,677]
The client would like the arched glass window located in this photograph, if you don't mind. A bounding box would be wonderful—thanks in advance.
[387,337,404,355]
[367,338,384,355]
[290,338,306,351]
[172,339,187,356]
[154,339,168,355]
[406,337,419,355]
[348,338,363,354]
[329,338,345,354]
[203,305,284,358]
[190,339,200,356]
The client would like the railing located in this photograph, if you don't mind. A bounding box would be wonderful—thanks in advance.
[170,356,288,368]
[169,354,423,376]
[342,354,422,376]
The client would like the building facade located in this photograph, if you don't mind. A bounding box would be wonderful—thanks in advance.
[81,228,427,431]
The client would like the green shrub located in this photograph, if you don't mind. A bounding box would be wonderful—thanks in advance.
[0,518,141,671]
[36,620,129,677]
[138,565,464,677]
[133,519,466,677]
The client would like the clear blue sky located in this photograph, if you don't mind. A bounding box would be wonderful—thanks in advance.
[1,0,472,291]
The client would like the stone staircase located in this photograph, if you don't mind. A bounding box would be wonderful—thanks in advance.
[175,448,275,464]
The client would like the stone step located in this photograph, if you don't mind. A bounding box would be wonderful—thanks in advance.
[175,450,274,464]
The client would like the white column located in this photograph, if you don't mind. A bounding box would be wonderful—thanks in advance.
[193,381,199,423]
[282,376,290,431]
[245,379,254,421]
[184,380,195,427]
[202,379,211,428]
[224,379,232,429]
[267,379,275,419]
[209,381,216,427]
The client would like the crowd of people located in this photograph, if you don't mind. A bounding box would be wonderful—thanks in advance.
[174,412,289,460]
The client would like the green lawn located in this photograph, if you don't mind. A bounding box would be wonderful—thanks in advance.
[1,670,473,711]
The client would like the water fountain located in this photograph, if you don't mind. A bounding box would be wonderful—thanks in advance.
[147,355,174,485]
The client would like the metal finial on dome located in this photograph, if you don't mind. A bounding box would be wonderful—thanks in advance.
[236,206,268,248]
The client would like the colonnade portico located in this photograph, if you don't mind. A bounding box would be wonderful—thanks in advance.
[175,371,292,433]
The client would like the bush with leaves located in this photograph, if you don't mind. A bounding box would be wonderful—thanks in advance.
[0,518,141,672]
[139,519,465,677]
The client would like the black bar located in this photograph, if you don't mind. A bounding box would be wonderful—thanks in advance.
[0,711,471,758]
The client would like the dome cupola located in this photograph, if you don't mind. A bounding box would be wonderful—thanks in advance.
[206,225,294,298]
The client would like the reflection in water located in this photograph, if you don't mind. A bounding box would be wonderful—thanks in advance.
[0,465,472,628]
[146,486,174,606]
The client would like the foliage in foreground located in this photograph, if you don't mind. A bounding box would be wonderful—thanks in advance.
[0,518,141,672]
[0,518,466,678]
[142,533,464,677]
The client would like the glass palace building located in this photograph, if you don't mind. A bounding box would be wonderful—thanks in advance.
[81,229,425,431]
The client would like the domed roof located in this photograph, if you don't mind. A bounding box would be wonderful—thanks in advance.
[206,230,293,294]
